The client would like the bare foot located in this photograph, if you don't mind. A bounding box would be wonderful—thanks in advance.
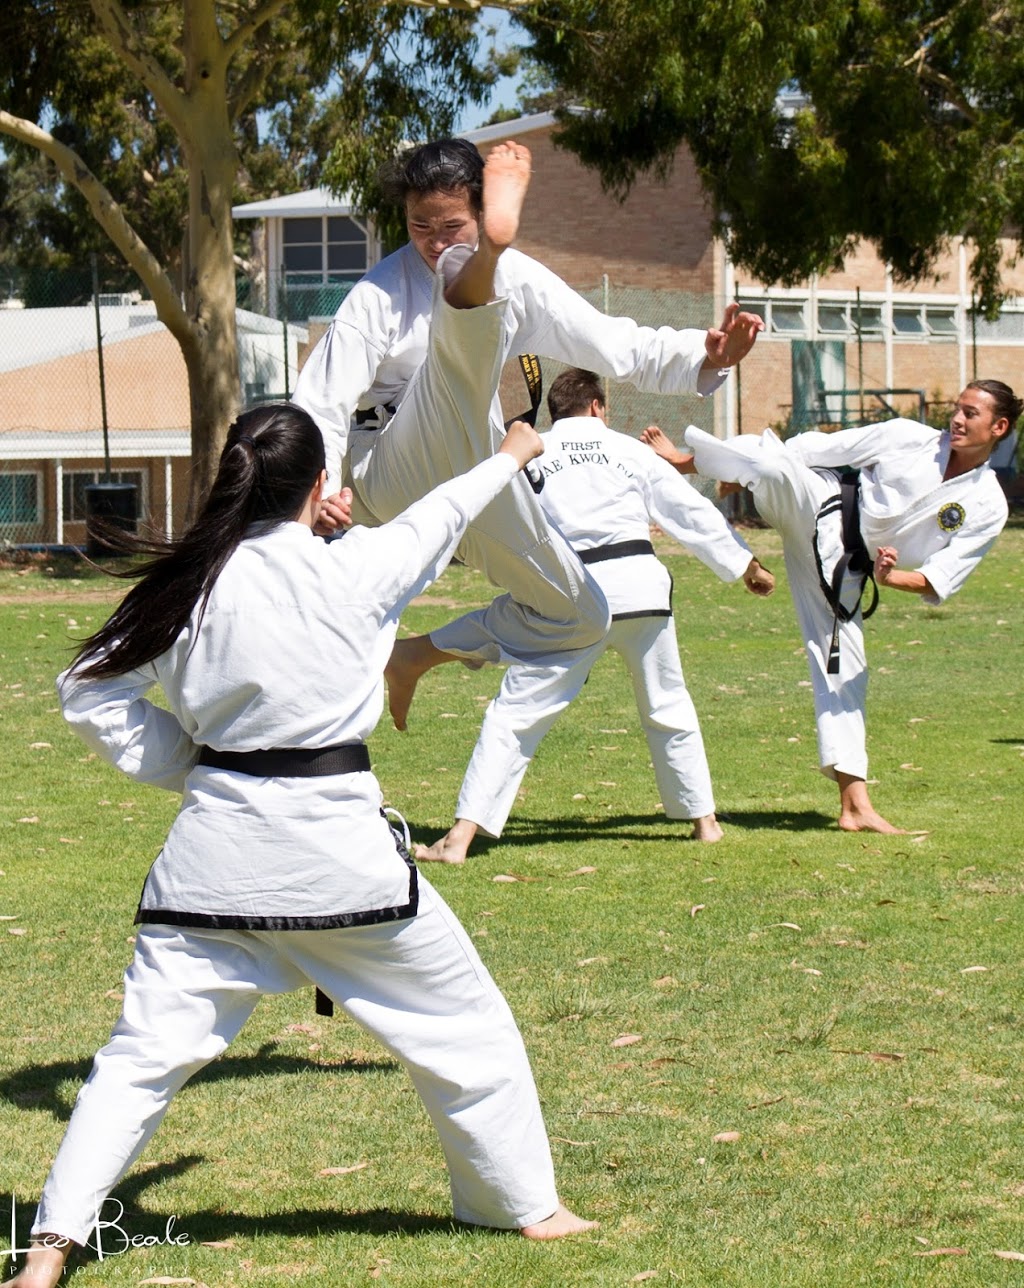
[838,807,906,835]
[2,1236,73,1287]
[837,774,906,834]
[639,424,693,471]
[414,819,478,865]
[691,813,724,843]
[520,1203,598,1240]
[384,636,460,731]
[480,141,532,252]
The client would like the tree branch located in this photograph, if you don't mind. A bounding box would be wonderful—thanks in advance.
[88,0,190,134]
[0,111,193,347]
[222,0,292,63]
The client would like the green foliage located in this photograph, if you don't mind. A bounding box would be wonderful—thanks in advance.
[513,0,1024,313]
[0,2,505,284]
[1,522,1023,1284]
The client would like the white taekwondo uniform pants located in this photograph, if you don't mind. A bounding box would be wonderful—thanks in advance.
[347,247,608,670]
[32,879,558,1245]
[684,426,868,780]
[456,614,716,838]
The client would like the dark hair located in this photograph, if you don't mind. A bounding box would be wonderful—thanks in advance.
[379,138,484,213]
[547,368,607,423]
[75,403,325,680]
[964,379,1022,435]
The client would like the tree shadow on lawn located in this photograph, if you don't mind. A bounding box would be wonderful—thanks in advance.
[408,808,836,852]
[0,1044,400,1123]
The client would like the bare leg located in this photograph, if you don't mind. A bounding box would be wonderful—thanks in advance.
[1,1236,73,1288]
[415,817,479,865]
[691,812,724,843]
[443,141,532,310]
[639,424,696,473]
[837,773,905,834]
[520,1202,598,1240]
[385,636,463,731]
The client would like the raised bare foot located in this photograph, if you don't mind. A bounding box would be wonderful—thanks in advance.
[384,641,420,732]
[691,813,724,842]
[639,424,692,470]
[480,141,532,252]
[414,819,478,865]
[520,1203,598,1240]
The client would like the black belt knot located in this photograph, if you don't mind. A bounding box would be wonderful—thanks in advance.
[577,539,655,565]
[198,743,371,777]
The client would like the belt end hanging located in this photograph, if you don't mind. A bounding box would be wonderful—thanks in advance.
[827,616,842,675]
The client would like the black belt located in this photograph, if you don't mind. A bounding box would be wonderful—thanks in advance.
[577,539,655,565]
[354,405,396,428]
[198,743,371,777]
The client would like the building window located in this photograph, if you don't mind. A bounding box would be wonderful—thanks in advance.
[282,215,369,285]
[973,309,1024,341]
[62,470,145,521]
[771,303,808,335]
[0,472,40,525]
[925,307,958,336]
[817,304,852,335]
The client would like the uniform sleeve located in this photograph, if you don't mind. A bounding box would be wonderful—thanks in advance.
[643,455,753,581]
[512,257,721,396]
[335,453,520,616]
[292,285,390,495]
[915,493,1008,604]
[57,661,199,793]
[786,420,924,471]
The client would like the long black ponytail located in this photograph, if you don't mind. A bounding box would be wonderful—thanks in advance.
[75,403,326,680]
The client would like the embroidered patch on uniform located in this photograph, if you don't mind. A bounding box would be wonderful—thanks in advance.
[937,502,966,533]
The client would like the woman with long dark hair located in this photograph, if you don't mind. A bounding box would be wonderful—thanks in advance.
[5,209,594,1288]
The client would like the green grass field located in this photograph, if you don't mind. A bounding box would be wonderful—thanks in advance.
[1,519,1021,1286]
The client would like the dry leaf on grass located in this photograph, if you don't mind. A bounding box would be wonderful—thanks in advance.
[139,1279,201,1285]
[611,1034,642,1048]
[199,1239,236,1249]
[766,922,801,931]
[319,1161,369,1176]
[912,1247,966,1257]
[568,866,597,876]
[492,872,540,883]
[8,928,26,936]
[652,976,678,988]
[550,1135,591,1147]
[960,965,988,974]
[712,1131,741,1143]
[993,1251,1024,1262]
[690,904,705,917]
[286,1023,319,1034]
[631,1273,658,1282]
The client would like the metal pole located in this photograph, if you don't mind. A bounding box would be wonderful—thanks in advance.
[91,252,111,480]
[283,311,290,400]
[970,292,978,380]
[856,287,865,422]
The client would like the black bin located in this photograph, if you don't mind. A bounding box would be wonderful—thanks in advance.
[85,482,138,558]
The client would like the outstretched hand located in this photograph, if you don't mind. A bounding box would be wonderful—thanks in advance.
[499,419,544,470]
[704,302,765,369]
[314,487,354,535]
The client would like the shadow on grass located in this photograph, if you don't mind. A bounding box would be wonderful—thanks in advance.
[4,1157,479,1282]
[0,1043,400,1123]
[408,808,836,851]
